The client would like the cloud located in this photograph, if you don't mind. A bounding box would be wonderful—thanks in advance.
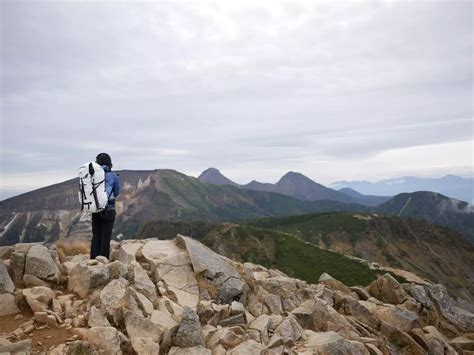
[1,0,472,197]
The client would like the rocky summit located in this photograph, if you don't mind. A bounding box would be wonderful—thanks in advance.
[1,236,473,354]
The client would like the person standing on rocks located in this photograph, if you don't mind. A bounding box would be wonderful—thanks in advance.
[91,153,120,260]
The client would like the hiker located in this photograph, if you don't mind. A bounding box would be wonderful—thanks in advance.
[90,153,120,260]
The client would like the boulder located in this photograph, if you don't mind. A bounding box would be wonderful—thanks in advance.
[107,260,128,279]
[142,239,199,308]
[117,242,142,264]
[68,261,109,298]
[334,293,380,330]
[151,309,179,333]
[176,235,246,303]
[450,335,474,351]
[168,346,211,355]
[88,306,110,327]
[130,337,160,355]
[228,339,266,354]
[74,326,128,355]
[305,331,365,355]
[124,310,163,343]
[24,244,60,283]
[403,284,433,309]
[0,339,32,353]
[367,273,408,305]
[99,278,129,314]
[319,273,352,295]
[22,286,54,312]
[130,262,156,302]
[0,293,20,316]
[0,261,14,293]
[375,306,419,332]
[428,284,474,332]
[274,314,305,344]
[9,252,25,287]
[23,274,49,287]
[130,288,154,316]
[173,306,204,348]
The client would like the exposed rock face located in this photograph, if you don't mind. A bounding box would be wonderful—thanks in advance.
[173,307,205,348]
[68,261,109,298]
[1,235,473,355]
[24,244,60,283]
[367,273,408,304]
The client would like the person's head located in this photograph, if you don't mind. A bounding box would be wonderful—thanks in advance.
[96,153,113,169]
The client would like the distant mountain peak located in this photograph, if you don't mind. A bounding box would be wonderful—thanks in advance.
[198,168,239,187]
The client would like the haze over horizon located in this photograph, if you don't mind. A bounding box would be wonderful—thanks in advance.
[1,1,473,199]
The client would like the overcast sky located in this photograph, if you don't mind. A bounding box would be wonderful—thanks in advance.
[1,0,473,199]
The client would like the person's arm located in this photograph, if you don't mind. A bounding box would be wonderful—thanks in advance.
[113,174,120,198]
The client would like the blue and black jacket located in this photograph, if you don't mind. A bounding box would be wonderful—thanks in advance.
[103,165,120,209]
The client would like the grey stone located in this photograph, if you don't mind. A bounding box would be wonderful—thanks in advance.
[131,337,160,355]
[130,262,156,302]
[367,273,408,305]
[124,310,164,343]
[0,339,32,353]
[23,274,48,287]
[0,261,14,293]
[0,292,20,316]
[169,346,211,355]
[88,306,110,327]
[24,244,60,283]
[305,331,365,355]
[173,306,204,348]
[69,261,109,298]
[228,339,266,354]
[108,260,128,279]
[74,326,127,355]
[10,252,25,287]
[22,286,54,312]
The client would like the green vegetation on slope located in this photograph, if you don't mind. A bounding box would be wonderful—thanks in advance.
[203,224,378,286]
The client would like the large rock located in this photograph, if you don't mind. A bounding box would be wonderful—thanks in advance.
[169,346,211,355]
[68,261,109,298]
[22,286,54,312]
[334,293,380,330]
[117,241,142,264]
[274,314,305,344]
[228,339,266,354]
[304,331,365,355]
[124,310,164,343]
[99,278,130,314]
[0,292,20,316]
[0,261,14,293]
[319,273,352,295]
[177,235,246,303]
[88,306,110,327]
[375,306,419,332]
[24,244,60,283]
[142,239,199,308]
[367,273,408,305]
[75,326,128,355]
[173,306,204,348]
[131,337,160,355]
[0,339,32,353]
[130,262,156,302]
[9,252,25,288]
[428,284,474,332]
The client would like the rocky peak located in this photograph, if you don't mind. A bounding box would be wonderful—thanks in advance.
[198,168,239,187]
[1,236,473,354]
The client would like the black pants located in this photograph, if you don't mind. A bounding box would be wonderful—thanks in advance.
[91,209,116,260]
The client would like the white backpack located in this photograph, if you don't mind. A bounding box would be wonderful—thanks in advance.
[78,162,108,213]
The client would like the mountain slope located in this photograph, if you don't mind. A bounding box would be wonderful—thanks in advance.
[0,169,369,246]
[202,223,379,286]
[332,174,474,203]
[247,212,474,303]
[376,191,474,242]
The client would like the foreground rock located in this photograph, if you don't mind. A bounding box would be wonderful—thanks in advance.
[0,235,473,355]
